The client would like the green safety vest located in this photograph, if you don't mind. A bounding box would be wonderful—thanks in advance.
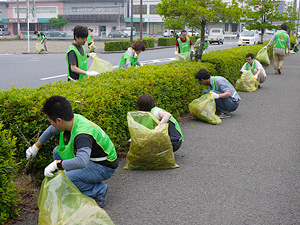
[274,31,289,49]
[245,59,256,73]
[210,76,238,99]
[118,51,138,69]
[178,37,191,53]
[56,114,117,161]
[87,34,92,43]
[37,32,44,42]
[150,107,184,141]
[66,45,88,81]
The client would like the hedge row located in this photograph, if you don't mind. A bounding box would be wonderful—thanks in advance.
[158,37,176,46]
[104,37,155,51]
[0,123,20,224]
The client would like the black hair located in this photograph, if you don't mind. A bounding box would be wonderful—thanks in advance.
[246,53,255,59]
[280,23,287,31]
[73,25,88,40]
[195,69,211,80]
[291,42,295,48]
[34,31,38,34]
[181,30,187,34]
[42,96,74,121]
[137,94,155,111]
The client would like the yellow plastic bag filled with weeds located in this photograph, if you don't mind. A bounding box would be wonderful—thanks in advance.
[36,42,45,53]
[89,42,96,52]
[124,111,179,170]
[256,48,270,66]
[189,93,222,125]
[176,52,190,61]
[88,54,114,75]
[38,171,114,225]
[235,70,259,92]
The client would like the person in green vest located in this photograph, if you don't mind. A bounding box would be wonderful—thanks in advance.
[136,94,184,152]
[66,25,98,81]
[174,30,194,60]
[264,23,290,74]
[34,31,47,53]
[195,69,241,119]
[118,40,145,69]
[240,53,267,87]
[25,95,118,208]
[87,28,95,53]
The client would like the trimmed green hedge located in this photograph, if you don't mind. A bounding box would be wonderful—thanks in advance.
[158,37,176,46]
[0,123,20,224]
[201,41,273,83]
[104,38,155,51]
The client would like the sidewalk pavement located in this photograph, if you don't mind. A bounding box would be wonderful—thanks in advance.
[13,52,300,224]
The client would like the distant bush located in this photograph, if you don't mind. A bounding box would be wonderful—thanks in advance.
[104,38,155,51]
[158,37,176,46]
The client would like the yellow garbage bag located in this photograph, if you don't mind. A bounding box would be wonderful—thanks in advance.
[124,111,179,170]
[36,42,45,53]
[256,48,270,66]
[235,70,259,92]
[88,55,114,75]
[89,42,96,52]
[38,171,115,225]
[176,52,190,61]
[189,93,222,125]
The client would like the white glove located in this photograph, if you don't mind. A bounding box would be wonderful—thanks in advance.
[26,144,39,160]
[86,71,99,76]
[191,49,195,54]
[89,53,96,58]
[263,46,268,50]
[210,91,219,99]
[174,51,178,55]
[254,74,258,79]
[44,160,58,177]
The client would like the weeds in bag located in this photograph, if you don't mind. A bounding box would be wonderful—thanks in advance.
[235,70,259,92]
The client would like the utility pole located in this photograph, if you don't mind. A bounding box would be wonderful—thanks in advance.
[139,0,142,40]
[17,0,20,37]
[26,0,30,52]
[130,0,133,45]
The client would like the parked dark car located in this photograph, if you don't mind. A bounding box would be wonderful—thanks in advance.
[0,28,11,36]
[45,29,67,37]
[108,30,128,38]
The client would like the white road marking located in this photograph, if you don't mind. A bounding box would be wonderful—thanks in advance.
[40,74,66,80]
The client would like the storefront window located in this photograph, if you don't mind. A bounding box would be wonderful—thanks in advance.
[133,5,147,14]
[150,5,158,14]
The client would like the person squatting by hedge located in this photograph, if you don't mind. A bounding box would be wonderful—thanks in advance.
[25,95,118,208]
[264,23,290,75]
[240,53,267,87]
[66,25,99,81]
[290,42,299,53]
[118,40,146,69]
[195,69,241,119]
[136,94,184,152]
[34,31,47,53]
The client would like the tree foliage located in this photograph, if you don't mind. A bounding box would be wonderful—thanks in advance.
[244,0,282,42]
[48,15,68,29]
[156,0,243,61]
[281,2,299,34]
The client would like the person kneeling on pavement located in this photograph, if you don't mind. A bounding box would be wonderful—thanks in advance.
[240,53,267,88]
[25,95,118,208]
[195,69,241,119]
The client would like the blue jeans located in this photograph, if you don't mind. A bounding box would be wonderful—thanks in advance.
[53,147,116,199]
[203,89,239,114]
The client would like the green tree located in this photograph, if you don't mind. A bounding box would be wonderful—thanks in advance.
[163,17,185,36]
[156,0,243,61]
[244,0,282,43]
[48,15,68,30]
[281,2,299,35]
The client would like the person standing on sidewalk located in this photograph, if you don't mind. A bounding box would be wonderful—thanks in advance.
[240,53,267,87]
[25,95,119,208]
[87,28,95,53]
[66,25,98,81]
[174,30,194,59]
[264,23,290,74]
[34,31,47,53]
[195,69,241,119]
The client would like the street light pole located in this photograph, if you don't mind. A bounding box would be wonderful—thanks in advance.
[130,0,133,45]
[26,0,30,52]
[139,0,142,40]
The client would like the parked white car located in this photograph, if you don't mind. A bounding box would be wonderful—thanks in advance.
[238,30,260,46]
[123,27,136,37]
[187,30,200,36]
[208,28,225,44]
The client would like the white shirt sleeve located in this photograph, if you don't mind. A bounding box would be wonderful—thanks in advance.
[152,108,162,120]
[241,63,247,72]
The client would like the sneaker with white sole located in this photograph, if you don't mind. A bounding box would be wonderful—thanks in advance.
[218,112,231,119]
[94,186,109,208]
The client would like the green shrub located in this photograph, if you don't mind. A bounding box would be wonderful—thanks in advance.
[201,41,273,83]
[187,36,196,44]
[0,122,20,224]
[0,61,216,179]
[290,36,298,45]
[158,37,176,46]
[104,38,155,51]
